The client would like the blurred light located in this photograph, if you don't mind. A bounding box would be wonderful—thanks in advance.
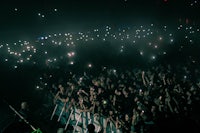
[88,64,92,68]
[71,52,75,56]
[152,56,156,60]
[68,53,72,57]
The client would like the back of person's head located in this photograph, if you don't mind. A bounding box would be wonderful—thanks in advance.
[21,102,28,110]
[87,124,95,133]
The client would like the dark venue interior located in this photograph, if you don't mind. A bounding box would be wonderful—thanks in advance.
[0,0,200,133]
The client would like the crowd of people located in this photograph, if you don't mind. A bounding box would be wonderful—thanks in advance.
[37,62,200,133]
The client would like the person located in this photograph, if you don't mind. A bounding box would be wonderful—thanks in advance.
[122,114,132,133]
[19,102,29,121]
[87,123,95,133]
[3,101,32,133]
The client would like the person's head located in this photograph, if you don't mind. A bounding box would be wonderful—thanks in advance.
[87,124,95,133]
[58,85,64,92]
[21,102,28,110]
[109,110,113,116]
[151,106,156,112]
[125,114,129,121]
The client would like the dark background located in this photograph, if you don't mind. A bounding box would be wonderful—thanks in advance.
[0,0,200,132]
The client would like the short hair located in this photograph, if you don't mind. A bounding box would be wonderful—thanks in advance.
[87,124,95,133]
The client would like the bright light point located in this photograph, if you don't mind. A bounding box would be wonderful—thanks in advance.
[152,56,156,60]
[45,51,47,54]
[41,15,45,18]
[163,52,166,55]
[170,39,174,42]
[140,51,143,55]
[36,86,39,89]
[5,59,8,62]
[14,8,18,11]
[68,53,72,57]
[70,61,74,65]
[38,13,41,16]
[54,8,57,12]
[159,37,162,40]
[88,64,92,68]
[154,45,158,48]
[14,66,18,69]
